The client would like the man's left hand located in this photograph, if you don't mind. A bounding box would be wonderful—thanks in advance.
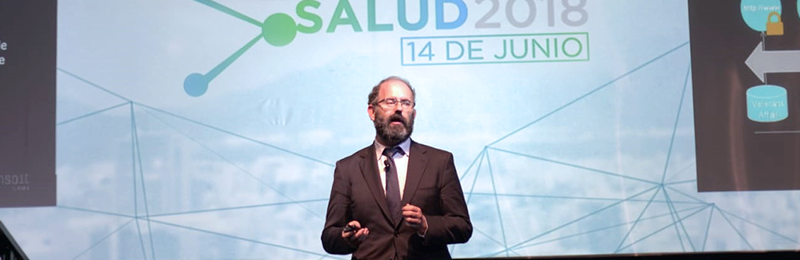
[402,204,428,236]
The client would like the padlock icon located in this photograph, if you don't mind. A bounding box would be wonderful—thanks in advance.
[766,11,783,36]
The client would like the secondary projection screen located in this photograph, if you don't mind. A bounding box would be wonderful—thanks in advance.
[1,0,800,259]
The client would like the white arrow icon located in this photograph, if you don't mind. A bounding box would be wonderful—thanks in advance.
[745,41,800,83]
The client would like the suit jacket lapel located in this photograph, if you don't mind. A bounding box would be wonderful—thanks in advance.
[358,145,393,224]
[402,141,429,206]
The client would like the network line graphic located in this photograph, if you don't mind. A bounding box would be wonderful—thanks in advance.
[45,38,800,260]
[184,0,299,97]
[56,67,336,259]
[446,41,800,256]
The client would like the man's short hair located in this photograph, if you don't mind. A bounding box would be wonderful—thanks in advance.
[368,76,416,105]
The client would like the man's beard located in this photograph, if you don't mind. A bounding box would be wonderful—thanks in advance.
[374,112,414,146]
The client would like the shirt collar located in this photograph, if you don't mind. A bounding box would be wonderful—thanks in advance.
[374,138,411,160]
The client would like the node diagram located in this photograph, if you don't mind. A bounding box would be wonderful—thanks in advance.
[183,1,299,97]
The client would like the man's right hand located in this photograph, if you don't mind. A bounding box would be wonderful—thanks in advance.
[342,220,369,246]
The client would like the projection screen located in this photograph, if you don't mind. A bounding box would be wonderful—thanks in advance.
[1,0,799,259]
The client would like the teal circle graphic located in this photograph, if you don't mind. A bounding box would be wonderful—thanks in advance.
[262,13,297,47]
[741,0,782,32]
[746,85,788,122]
[184,73,209,97]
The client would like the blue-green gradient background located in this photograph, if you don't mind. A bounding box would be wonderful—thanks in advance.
[1,0,799,259]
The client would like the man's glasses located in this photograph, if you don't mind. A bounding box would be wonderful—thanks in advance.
[375,98,415,109]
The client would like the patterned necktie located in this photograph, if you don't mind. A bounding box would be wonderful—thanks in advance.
[382,146,404,225]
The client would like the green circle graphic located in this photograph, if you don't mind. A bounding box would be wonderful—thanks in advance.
[262,13,297,47]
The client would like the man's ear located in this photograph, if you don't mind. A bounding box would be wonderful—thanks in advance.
[368,105,376,121]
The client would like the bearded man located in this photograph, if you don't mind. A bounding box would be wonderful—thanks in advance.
[321,76,472,260]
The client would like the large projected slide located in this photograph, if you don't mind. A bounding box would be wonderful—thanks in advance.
[0,1,57,207]
[0,0,799,260]
[690,0,800,191]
